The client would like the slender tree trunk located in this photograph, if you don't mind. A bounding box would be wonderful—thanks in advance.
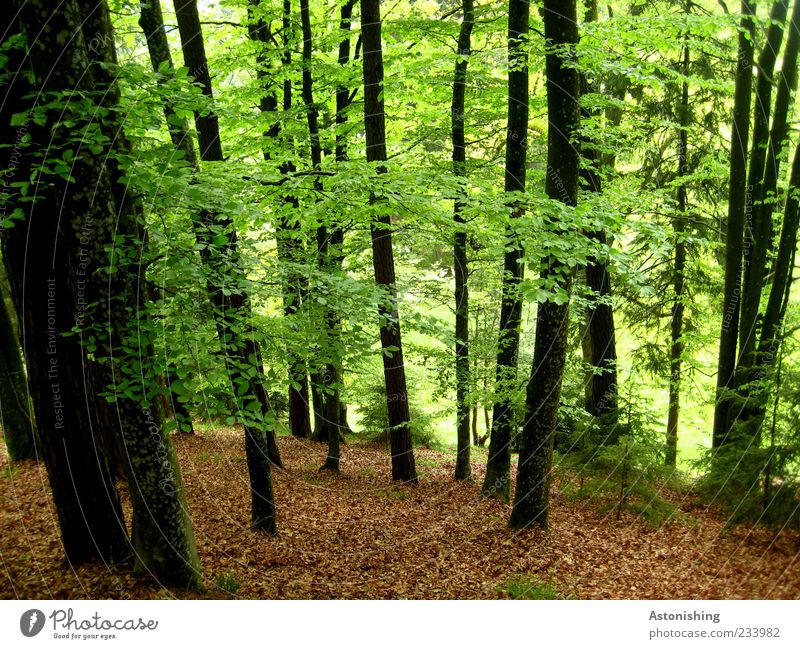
[759,140,800,366]
[712,0,757,447]
[729,0,800,440]
[360,0,417,483]
[666,39,690,467]
[580,0,618,439]
[298,0,343,469]
[509,0,580,530]
[452,0,475,482]
[0,280,37,460]
[737,0,790,368]
[481,0,529,502]
[172,0,278,530]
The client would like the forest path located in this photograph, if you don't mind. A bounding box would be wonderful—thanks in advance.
[1,429,797,599]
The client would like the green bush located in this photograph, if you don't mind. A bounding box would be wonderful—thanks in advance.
[354,377,439,448]
[695,443,800,530]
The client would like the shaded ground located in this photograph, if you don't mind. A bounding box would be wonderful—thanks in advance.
[1,428,798,599]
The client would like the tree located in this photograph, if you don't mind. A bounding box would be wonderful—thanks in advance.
[452,0,476,482]
[665,32,690,467]
[481,0,530,502]
[0,274,37,461]
[509,0,580,530]
[580,0,619,441]
[1,10,129,565]
[169,0,279,530]
[360,0,417,483]
[5,0,201,586]
[712,0,758,447]
[715,0,800,445]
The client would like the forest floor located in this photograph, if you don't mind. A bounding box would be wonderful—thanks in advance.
[1,427,798,599]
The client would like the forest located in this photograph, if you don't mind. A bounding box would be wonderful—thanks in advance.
[0,0,799,600]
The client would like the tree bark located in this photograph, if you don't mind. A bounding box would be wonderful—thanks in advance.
[6,0,202,586]
[360,0,417,483]
[509,0,579,530]
[452,0,475,482]
[728,0,800,441]
[666,38,690,467]
[171,0,279,530]
[737,0,790,368]
[481,0,529,502]
[712,0,757,447]
[1,20,129,562]
[580,0,618,439]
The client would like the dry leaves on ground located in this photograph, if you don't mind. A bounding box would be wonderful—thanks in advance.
[1,428,798,599]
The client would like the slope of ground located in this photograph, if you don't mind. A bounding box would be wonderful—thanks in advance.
[1,428,798,599]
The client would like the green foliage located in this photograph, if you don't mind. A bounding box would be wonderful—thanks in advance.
[352,377,439,449]
[501,575,571,600]
[559,390,682,525]
[216,572,240,595]
[695,444,800,530]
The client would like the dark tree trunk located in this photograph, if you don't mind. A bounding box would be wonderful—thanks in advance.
[728,0,800,441]
[737,0,790,368]
[2,2,130,568]
[509,0,580,530]
[5,0,202,586]
[481,0,529,502]
[732,1,800,434]
[75,0,202,586]
[249,0,314,441]
[452,0,475,482]
[0,280,37,461]
[712,0,757,448]
[580,0,618,439]
[360,0,417,483]
[172,0,278,530]
[299,0,344,469]
[759,140,800,367]
[666,40,690,468]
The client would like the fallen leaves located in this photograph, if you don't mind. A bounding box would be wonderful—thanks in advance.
[0,428,798,599]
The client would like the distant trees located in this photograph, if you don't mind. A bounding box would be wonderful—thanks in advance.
[0,278,36,461]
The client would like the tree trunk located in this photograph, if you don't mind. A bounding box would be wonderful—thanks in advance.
[298,0,345,469]
[580,0,618,440]
[737,0,790,369]
[172,0,279,529]
[1,22,129,558]
[6,0,202,586]
[666,39,690,468]
[481,0,529,502]
[712,0,757,447]
[452,0,475,482]
[728,0,800,442]
[360,0,417,483]
[509,0,579,530]
[0,279,37,461]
